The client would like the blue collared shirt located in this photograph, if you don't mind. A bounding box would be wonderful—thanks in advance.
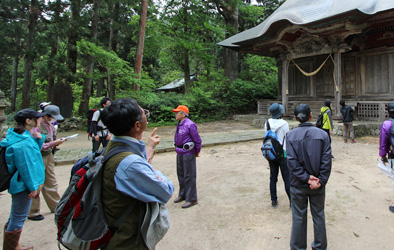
[111,136,174,204]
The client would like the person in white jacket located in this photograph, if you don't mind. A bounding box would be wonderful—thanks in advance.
[264,103,291,208]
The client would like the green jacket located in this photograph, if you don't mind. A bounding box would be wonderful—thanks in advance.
[320,106,333,131]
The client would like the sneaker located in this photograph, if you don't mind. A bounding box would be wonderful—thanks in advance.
[389,206,394,213]
[331,155,336,159]
[272,201,278,208]
[344,139,347,143]
[28,214,44,221]
[351,140,356,143]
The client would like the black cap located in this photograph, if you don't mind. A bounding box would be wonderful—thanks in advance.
[294,104,311,122]
[14,108,45,123]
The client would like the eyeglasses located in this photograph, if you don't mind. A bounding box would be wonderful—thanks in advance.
[144,109,150,118]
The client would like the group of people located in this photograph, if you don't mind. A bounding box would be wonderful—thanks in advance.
[8,95,394,250]
[264,99,357,250]
[2,98,202,249]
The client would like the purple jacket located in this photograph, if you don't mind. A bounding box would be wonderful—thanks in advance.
[174,118,202,155]
[379,120,393,158]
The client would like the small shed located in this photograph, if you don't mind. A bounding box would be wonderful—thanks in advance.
[218,0,394,120]
[156,73,197,92]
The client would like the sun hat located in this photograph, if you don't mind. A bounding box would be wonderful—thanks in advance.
[172,105,189,114]
[14,108,45,123]
[294,104,311,122]
[42,105,64,121]
[39,102,51,110]
[269,103,284,119]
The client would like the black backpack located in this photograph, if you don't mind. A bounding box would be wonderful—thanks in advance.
[86,109,99,137]
[0,146,16,192]
[316,110,329,129]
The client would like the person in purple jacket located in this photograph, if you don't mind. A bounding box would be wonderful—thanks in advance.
[172,105,202,208]
[379,101,394,213]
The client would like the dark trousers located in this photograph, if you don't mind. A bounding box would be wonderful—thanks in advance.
[269,157,291,203]
[92,136,110,152]
[322,129,331,144]
[290,186,327,250]
[176,153,197,202]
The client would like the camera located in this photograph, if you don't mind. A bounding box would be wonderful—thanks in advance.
[183,142,195,151]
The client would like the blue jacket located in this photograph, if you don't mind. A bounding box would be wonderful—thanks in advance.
[286,122,332,188]
[0,128,45,194]
[174,118,202,155]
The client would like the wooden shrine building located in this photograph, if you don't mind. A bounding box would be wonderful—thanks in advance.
[218,0,394,120]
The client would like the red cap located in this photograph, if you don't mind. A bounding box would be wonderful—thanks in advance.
[172,105,189,114]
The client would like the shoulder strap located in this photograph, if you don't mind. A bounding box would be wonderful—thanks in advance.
[266,120,271,131]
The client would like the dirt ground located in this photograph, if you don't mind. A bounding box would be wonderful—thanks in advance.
[1,121,394,249]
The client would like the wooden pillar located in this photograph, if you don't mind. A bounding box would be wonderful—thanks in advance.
[281,57,289,115]
[334,52,342,116]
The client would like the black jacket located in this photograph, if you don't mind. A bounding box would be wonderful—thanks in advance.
[340,105,354,122]
[286,122,332,188]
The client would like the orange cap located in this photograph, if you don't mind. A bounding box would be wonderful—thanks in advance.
[172,105,189,114]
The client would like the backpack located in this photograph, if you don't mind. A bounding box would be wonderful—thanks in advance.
[55,145,138,250]
[69,148,104,182]
[261,121,284,162]
[316,109,329,129]
[86,109,99,137]
[0,146,15,192]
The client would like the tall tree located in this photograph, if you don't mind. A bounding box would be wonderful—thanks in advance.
[79,0,99,115]
[212,0,239,82]
[46,0,63,102]
[133,0,148,91]
[161,0,216,92]
[67,0,82,81]
[21,0,40,108]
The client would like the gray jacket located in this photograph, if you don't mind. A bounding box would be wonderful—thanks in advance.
[286,122,332,188]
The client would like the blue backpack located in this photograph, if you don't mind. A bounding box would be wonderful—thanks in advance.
[261,121,284,162]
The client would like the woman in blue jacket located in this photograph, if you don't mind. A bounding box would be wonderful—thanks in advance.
[2,108,45,250]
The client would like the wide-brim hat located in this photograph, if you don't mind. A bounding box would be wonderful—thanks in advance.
[269,103,284,119]
[172,105,189,114]
[14,108,45,123]
[42,105,64,120]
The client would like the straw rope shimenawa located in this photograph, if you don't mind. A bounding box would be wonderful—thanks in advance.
[289,53,339,93]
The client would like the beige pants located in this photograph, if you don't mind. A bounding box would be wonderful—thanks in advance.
[29,153,60,217]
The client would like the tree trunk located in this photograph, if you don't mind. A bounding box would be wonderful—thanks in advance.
[184,51,191,93]
[214,0,239,82]
[133,0,148,91]
[10,56,19,112]
[96,77,105,97]
[47,0,61,102]
[107,3,119,99]
[223,5,238,82]
[78,0,99,115]
[21,0,39,109]
[67,0,81,79]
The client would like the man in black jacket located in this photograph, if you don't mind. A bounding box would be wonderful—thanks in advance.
[340,100,356,143]
[286,104,332,250]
